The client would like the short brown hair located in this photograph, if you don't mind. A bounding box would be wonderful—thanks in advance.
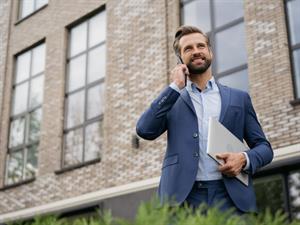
[173,25,211,55]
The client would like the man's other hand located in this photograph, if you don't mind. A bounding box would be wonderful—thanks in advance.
[216,152,246,177]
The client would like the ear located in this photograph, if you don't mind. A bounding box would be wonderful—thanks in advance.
[209,47,213,59]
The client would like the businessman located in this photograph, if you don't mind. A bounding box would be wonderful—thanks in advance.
[136,25,273,214]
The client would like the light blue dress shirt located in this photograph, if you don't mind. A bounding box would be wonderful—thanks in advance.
[170,77,249,181]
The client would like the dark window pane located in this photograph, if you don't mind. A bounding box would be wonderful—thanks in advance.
[70,22,87,57]
[25,145,38,179]
[32,44,46,76]
[64,128,83,166]
[29,108,42,142]
[68,54,86,92]
[289,171,300,219]
[181,0,211,33]
[16,51,31,84]
[88,12,106,48]
[293,49,300,98]
[87,84,105,119]
[218,69,248,92]
[6,151,24,185]
[215,22,247,73]
[84,122,102,161]
[214,0,244,28]
[254,175,285,214]
[13,82,29,115]
[87,45,106,84]
[66,91,85,128]
[29,75,44,109]
[287,0,300,45]
[9,117,26,148]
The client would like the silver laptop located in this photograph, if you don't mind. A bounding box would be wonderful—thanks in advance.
[207,117,249,186]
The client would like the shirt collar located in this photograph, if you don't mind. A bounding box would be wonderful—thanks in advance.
[186,76,215,93]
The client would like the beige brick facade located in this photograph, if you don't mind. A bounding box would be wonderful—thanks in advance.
[0,0,299,221]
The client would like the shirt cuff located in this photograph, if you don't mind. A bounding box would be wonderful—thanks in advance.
[242,152,250,170]
[169,82,181,93]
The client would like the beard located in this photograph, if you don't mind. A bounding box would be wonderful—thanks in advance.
[187,55,212,75]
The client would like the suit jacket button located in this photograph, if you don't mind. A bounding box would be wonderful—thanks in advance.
[194,152,199,157]
[193,133,198,138]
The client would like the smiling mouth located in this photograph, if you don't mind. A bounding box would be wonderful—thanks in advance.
[192,57,205,64]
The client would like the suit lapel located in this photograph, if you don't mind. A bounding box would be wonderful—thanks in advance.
[217,82,230,123]
[180,89,197,116]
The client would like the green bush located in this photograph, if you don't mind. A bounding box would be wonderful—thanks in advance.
[8,199,300,225]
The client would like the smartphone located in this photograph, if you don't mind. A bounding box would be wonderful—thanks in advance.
[175,54,187,87]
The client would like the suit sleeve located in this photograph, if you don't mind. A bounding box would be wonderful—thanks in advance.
[136,86,180,140]
[244,93,274,175]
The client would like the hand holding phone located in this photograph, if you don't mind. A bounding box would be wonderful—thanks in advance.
[175,54,188,87]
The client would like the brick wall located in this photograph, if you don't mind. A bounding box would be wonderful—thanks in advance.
[0,0,178,215]
[244,0,300,149]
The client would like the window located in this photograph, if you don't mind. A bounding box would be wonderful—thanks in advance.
[254,175,286,214]
[181,0,248,91]
[19,0,48,19]
[63,10,106,168]
[286,0,300,99]
[5,43,46,185]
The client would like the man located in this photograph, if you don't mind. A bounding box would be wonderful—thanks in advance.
[136,25,273,213]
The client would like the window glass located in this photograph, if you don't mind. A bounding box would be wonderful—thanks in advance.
[87,85,103,119]
[254,175,285,214]
[218,69,248,92]
[66,91,85,129]
[29,75,44,109]
[287,0,300,45]
[215,22,247,73]
[32,44,46,76]
[64,11,106,168]
[25,145,38,179]
[20,0,34,18]
[6,151,24,185]
[289,171,300,219]
[16,51,31,84]
[214,0,244,28]
[9,117,26,148]
[70,22,88,57]
[89,12,106,47]
[87,45,106,83]
[6,43,45,185]
[35,0,48,9]
[64,129,83,166]
[293,47,300,98]
[84,122,102,161]
[13,82,29,115]
[29,108,42,142]
[182,0,211,33]
[68,55,86,92]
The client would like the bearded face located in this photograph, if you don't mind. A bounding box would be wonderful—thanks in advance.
[179,33,213,75]
[186,52,212,75]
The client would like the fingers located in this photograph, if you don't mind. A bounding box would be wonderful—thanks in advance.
[170,64,189,89]
[218,153,244,177]
[216,153,229,160]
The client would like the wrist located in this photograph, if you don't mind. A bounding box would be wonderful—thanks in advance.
[174,81,185,90]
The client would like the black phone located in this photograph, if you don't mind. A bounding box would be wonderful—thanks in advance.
[175,54,187,86]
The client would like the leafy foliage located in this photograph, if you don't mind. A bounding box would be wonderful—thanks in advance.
[7,199,300,225]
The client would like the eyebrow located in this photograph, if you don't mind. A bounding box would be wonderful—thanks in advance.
[183,42,207,51]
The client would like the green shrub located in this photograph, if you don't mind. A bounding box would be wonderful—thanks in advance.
[7,199,300,225]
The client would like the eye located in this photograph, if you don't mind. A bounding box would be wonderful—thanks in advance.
[184,46,192,53]
[197,43,206,49]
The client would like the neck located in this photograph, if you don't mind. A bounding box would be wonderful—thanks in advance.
[188,68,213,91]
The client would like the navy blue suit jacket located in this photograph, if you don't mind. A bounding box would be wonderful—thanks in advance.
[136,82,273,212]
